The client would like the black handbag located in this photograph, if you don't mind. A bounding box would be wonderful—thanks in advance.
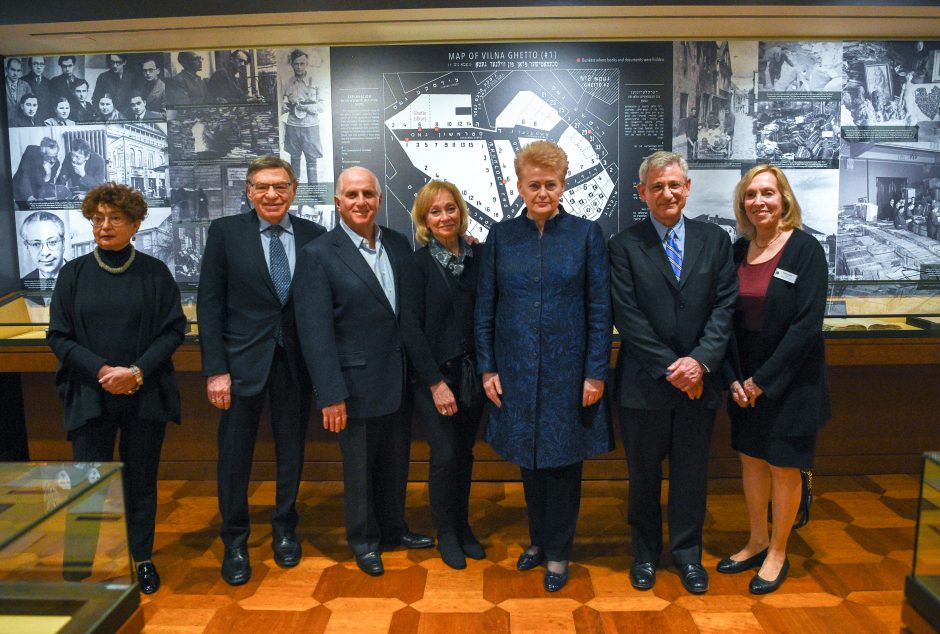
[432,255,482,409]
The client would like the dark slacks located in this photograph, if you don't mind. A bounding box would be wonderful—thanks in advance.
[69,412,167,562]
[413,383,483,535]
[520,461,583,561]
[338,407,411,555]
[217,345,311,548]
[620,405,715,565]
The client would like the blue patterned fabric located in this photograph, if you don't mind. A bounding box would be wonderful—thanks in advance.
[475,207,613,470]
[665,229,682,280]
[268,225,291,305]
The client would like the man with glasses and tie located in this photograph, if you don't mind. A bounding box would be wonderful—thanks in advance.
[608,150,737,596]
[20,210,67,290]
[198,155,325,585]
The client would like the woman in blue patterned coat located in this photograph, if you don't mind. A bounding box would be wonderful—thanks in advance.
[475,140,612,593]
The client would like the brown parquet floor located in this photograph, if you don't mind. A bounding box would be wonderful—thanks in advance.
[135,475,919,633]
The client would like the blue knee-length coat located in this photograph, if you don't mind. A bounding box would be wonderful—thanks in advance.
[475,208,613,470]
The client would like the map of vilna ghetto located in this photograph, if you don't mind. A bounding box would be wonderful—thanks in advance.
[384,70,619,238]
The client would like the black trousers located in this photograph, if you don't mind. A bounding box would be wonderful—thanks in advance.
[413,383,483,535]
[69,412,167,562]
[620,405,715,566]
[520,461,583,562]
[338,407,411,555]
[217,345,311,548]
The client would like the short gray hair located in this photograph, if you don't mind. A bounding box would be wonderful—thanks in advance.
[638,150,688,184]
[246,155,296,184]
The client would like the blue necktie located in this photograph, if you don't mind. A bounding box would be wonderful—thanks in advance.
[268,225,291,304]
[665,229,682,281]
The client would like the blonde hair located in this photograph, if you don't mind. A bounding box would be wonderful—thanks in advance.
[514,140,568,181]
[733,164,803,241]
[410,180,469,246]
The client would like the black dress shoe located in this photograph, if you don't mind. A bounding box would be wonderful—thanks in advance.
[400,531,434,549]
[460,528,486,560]
[516,549,544,571]
[678,563,709,594]
[717,548,768,574]
[355,551,384,576]
[221,546,251,586]
[629,562,656,590]
[272,534,302,568]
[136,561,160,594]
[749,558,790,595]
[438,532,466,570]
[544,562,569,592]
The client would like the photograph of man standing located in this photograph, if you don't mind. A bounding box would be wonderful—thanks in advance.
[197,155,325,586]
[609,151,737,595]
[294,166,432,577]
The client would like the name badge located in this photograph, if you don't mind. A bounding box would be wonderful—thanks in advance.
[773,268,797,284]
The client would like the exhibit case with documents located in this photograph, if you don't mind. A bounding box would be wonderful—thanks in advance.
[0,462,139,634]
[905,452,940,633]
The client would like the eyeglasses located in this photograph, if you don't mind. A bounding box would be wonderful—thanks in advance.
[90,214,129,227]
[24,238,62,250]
[249,182,293,195]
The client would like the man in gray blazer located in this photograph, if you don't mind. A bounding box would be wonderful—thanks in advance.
[198,155,325,585]
[609,150,737,595]
[294,166,432,577]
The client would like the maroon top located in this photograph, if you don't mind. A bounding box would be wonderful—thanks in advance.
[737,243,787,332]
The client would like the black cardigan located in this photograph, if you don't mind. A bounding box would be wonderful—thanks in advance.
[725,228,831,437]
[400,243,482,388]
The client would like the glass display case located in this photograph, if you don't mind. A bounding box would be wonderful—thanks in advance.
[0,462,139,634]
[822,280,940,337]
[906,452,940,632]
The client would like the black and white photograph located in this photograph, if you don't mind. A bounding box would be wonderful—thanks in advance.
[838,140,940,282]
[174,224,209,283]
[842,40,940,142]
[291,203,335,231]
[276,46,333,185]
[752,99,840,166]
[166,50,213,107]
[686,166,839,275]
[220,166,251,218]
[758,41,842,94]
[104,122,168,199]
[8,56,56,122]
[15,209,71,290]
[204,48,277,105]
[168,165,220,222]
[167,105,278,163]
[673,41,757,164]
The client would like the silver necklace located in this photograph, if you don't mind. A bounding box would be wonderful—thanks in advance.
[94,246,136,274]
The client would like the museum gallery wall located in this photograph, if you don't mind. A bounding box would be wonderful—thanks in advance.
[5,40,940,294]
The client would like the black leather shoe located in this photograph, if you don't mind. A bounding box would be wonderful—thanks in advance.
[749,558,790,595]
[438,532,466,570]
[272,534,302,568]
[221,546,251,586]
[629,562,656,590]
[355,551,384,576]
[516,549,544,571]
[717,548,768,574]
[400,531,434,549]
[678,563,709,594]
[136,561,160,594]
[460,528,486,560]
[544,562,569,592]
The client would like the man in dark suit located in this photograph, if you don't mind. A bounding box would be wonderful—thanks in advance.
[70,80,96,123]
[22,57,52,118]
[198,155,325,586]
[13,137,60,207]
[294,166,433,577]
[92,53,137,114]
[124,93,163,122]
[56,138,106,197]
[48,56,83,103]
[609,150,737,595]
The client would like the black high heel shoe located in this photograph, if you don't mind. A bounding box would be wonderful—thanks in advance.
[749,558,790,594]
[716,548,768,574]
[544,561,569,592]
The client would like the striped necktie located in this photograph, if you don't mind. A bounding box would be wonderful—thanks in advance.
[664,229,682,281]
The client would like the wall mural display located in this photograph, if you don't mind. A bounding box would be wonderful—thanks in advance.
[4,39,940,295]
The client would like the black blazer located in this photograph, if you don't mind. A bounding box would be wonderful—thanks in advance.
[400,243,482,388]
[609,217,738,410]
[197,211,325,396]
[293,225,412,418]
[725,228,831,436]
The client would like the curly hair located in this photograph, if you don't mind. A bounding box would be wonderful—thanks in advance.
[82,182,148,222]
[410,180,469,246]
[732,164,802,241]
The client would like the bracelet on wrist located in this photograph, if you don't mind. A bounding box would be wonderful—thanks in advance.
[130,365,143,386]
